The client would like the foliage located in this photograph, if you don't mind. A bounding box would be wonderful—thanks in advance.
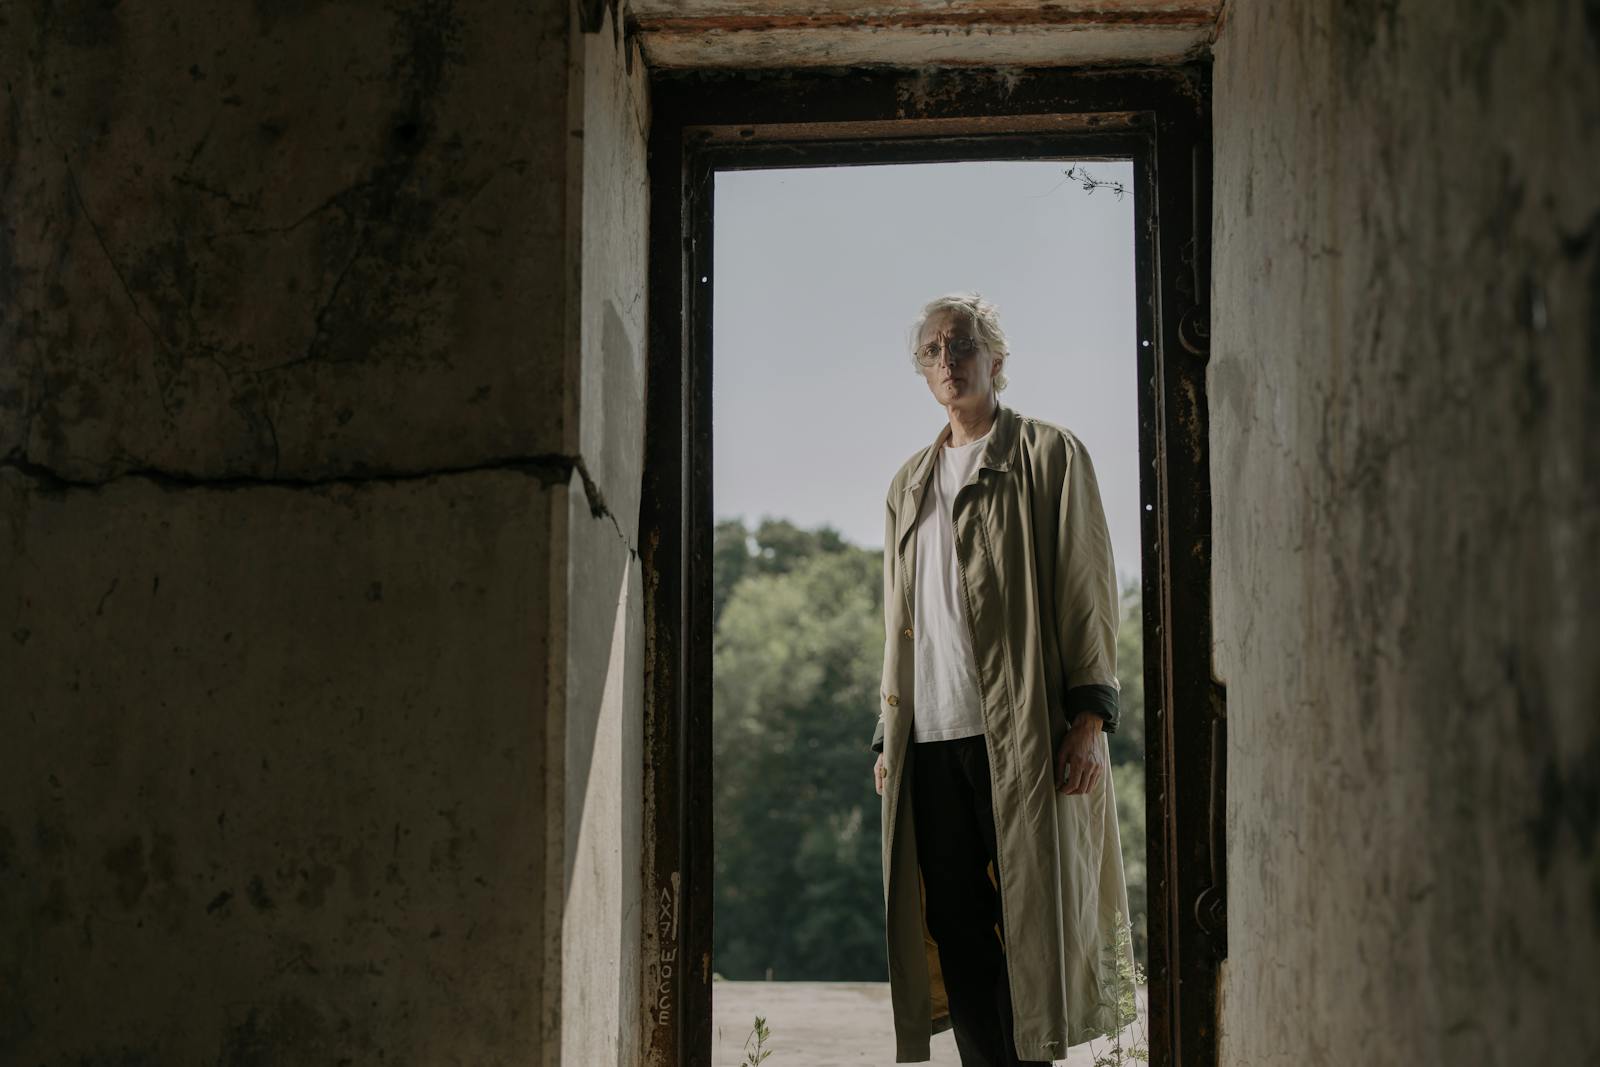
[739,1016,774,1067]
[712,518,1148,979]
[1088,915,1149,1067]
[1109,574,1146,766]
[1111,575,1148,963]
[1113,760,1148,964]
[713,518,852,628]
[713,519,886,979]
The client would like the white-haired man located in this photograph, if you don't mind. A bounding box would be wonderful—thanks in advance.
[870,293,1132,1064]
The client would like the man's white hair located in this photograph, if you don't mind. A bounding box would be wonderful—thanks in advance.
[908,291,1010,392]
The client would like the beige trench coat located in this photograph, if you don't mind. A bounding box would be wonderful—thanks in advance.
[869,402,1132,1063]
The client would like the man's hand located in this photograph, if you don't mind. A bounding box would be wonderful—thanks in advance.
[1055,714,1107,796]
[873,751,887,796]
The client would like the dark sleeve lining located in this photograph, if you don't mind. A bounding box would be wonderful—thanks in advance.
[1065,682,1119,734]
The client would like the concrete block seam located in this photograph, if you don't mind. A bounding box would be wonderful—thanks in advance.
[569,453,633,554]
[0,449,638,555]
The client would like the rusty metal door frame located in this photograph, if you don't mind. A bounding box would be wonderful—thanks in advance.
[640,64,1223,1067]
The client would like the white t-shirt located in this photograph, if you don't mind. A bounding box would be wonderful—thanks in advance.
[910,427,992,743]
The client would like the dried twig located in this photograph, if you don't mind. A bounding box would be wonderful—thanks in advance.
[1064,164,1128,201]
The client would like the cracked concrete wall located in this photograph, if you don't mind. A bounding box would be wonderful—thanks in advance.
[1212,2,1600,1063]
[558,5,650,1066]
[1,0,650,1063]
[1,0,569,481]
[1,468,563,1064]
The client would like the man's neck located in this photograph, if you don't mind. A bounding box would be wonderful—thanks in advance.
[946,397,998,447]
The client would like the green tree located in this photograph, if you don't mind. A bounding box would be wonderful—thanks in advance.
[1109,575,1145,767]
[712,519,756,629]
[712,521,1150,976]
[713,539,885,979]
[1110,576,1148,964]
[712,518,852,628]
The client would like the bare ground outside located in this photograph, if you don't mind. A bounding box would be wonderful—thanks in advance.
[712,980,1150,1066]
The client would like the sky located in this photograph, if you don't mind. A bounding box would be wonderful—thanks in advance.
[711,159,1142,581]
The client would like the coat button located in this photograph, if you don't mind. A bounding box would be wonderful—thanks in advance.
[886,694,899,706]
[902,627,913,639]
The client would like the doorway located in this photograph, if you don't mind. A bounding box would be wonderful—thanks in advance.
[639,65,1222,1067]
[710,158,1142,1063]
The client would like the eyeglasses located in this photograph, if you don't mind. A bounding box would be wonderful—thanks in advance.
[914,336,984,366]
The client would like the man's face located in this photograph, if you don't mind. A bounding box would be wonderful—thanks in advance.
[917,308,999,410]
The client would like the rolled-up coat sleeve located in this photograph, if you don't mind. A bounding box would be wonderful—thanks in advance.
[1055,434,1122,732]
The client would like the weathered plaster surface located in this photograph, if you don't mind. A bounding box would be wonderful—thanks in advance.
[559,492,647,1067]
[1,0,569,482]
[0,467,561,1064]
[577,0,651,547]
[557,4,651,1064]
[2,0,652,1063]
[639,24,1211,69]
[631,0,1214,12]
[629,0,1220,67]
[1212,1,1600,1062]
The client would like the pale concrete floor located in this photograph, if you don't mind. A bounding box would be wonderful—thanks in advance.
[712,980,1149,1067]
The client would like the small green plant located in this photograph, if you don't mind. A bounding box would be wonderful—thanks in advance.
[1089,914,1148,1066]
[739,1015,773,1067]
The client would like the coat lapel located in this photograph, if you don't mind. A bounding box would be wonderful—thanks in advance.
[893,403,1019,617]
[894,424,946,616]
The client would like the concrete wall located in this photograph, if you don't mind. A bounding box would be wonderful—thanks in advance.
[0,0,649,1062]
[1211,2,1600,1062]
[15,0,1594,1061]
[1,469,563,1064]
[558,5,650,1066]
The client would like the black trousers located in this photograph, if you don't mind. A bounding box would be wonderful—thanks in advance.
[911,734,1049,1067]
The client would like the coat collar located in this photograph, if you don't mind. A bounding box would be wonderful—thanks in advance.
[906,400,1018,490]
[896,402,1018,558]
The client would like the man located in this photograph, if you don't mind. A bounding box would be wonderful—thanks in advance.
[869,293,1132,1064]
